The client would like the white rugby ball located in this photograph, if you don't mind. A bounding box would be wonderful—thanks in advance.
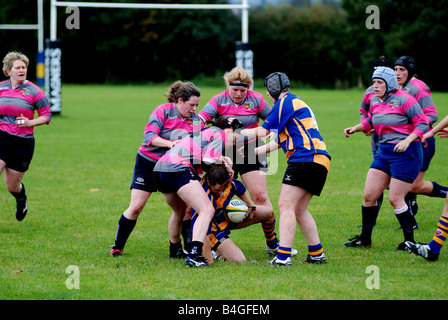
[225,199,249,223]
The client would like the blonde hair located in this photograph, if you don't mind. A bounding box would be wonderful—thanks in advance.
[223,66,253,88]
[2,51,29,77]
[164,80,200,103]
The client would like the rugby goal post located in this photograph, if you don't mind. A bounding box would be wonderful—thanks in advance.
[48,0,252,114]
[0,0,45,87]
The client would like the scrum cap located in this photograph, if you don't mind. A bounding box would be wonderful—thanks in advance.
[372,67,398,93]
[394,55,416,83]
[264,72,290,100]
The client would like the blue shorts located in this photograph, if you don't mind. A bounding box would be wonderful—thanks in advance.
[371,141,423,183]
[421,136,435,172]
[153,170,200,194]
[130,153,158,192]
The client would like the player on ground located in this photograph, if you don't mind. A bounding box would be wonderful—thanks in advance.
[0,51,51,221]
[405,113,448,261]
[153,118,242,267]
[109,81,203,258]
[343,67,429,250]
[241,72,330,266]
[191,164,296,263]
[394,56,448,221]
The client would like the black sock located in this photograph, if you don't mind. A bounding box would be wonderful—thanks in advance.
[188,241,203,258]
[376,192,383,213]
[114,214,137,250]
[11,183,26,201]
[181,219,192,252]
[395,208,415,243]
[169,241,183,257]
[430,182,448,198]
[360,205,378,245]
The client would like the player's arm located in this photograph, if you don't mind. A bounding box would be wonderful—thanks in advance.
[255,139,280,155]
[344,123,366,138]
[423,113,448,142]
[240,126,270,139]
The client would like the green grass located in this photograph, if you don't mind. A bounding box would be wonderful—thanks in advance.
[1,84,448,300]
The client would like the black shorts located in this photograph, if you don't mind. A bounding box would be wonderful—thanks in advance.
[0,130,35,172]
[283,162,328,196]
[130,153,158,192]
[153,170,201,194]
[228,139,268,177]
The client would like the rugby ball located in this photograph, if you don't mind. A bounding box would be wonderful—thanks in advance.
[225,199,249,223]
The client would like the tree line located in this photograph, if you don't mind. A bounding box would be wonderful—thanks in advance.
[1,0,447,90]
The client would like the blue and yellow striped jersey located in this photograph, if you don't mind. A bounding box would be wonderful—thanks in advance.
[191,174,246,233]
[262,92,330,170]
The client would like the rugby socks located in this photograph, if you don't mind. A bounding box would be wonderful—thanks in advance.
[276,246,292,261]
[308,243,324,257]
[394,205,414,243]
[11,183,26,202]
[169,241,183,258]
[262,220,278,249]
[428,216,448,254]
[429,182,448,199]
[114,214,137,250]
[360,205,378,245]
[11,183,27,221]
[188,241,203,259]
[376,192,384,213]
[181,219,192,252]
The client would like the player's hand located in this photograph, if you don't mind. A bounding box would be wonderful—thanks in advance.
[344,127,356,138]
[244,206,256,221]
[437,128,448,138]
[16,114,29,127]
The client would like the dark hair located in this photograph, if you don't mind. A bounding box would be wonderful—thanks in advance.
[205,117,243,131]
[207,164,231,186]
[165,80,200,103]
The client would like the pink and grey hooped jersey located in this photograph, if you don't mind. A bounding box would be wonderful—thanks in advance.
[199,90,270,144]
[154,126,226,175]
[359,85,375,121]
[0,80,51,138]
[402,77,438,126]
[138,103,204,163]
[362,90,429,144]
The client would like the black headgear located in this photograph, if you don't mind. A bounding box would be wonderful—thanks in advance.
[264,72,290,100]
[373,56,393,71]
[394,56,417,83]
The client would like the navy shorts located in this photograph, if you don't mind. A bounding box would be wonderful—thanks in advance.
[421,136,435,172]
[0,130,35,172]
[229,139,268,177]
[371,141,423,183]
[130,153,158,192]
[282,161,328,196]
[153,170,200,194]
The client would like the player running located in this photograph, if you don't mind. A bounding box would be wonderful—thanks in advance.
[394,56,448,220]
[0,51,51,221]
[343,67,429,250]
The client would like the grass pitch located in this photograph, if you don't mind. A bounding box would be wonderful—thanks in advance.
[1,84,448,301]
